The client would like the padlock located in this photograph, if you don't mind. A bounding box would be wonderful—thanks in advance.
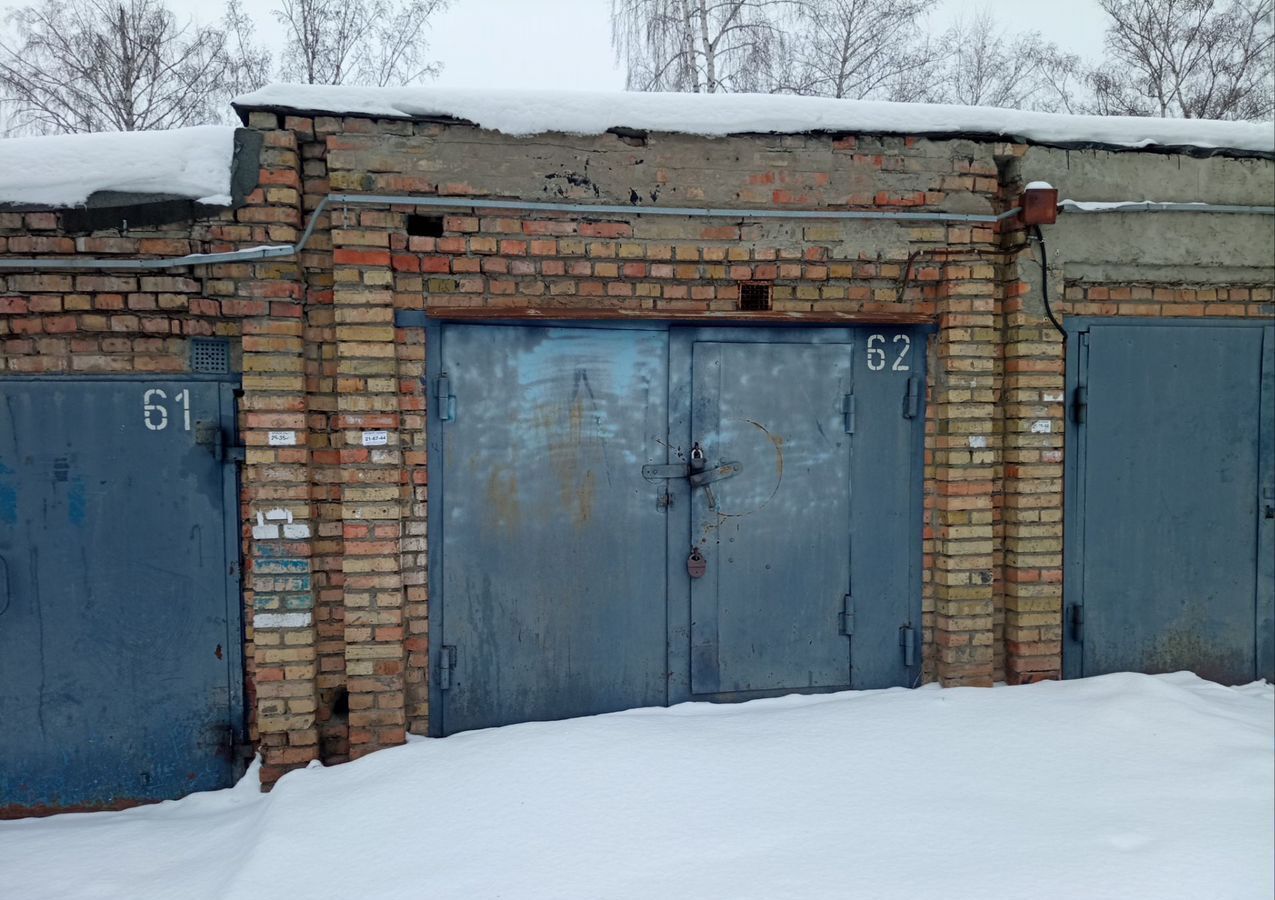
[689,442,706,473]
[687,547,707,579]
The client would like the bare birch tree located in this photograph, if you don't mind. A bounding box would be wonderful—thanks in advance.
[610,0,791,93]
[0,0,257,134]
[274,0,448,87]
[1089,0,1274,119]
[933,9,1082,112]
[771,0,941,101]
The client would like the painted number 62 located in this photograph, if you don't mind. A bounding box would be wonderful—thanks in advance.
[867,333,911,372]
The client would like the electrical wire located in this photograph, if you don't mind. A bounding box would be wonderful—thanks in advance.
[1032,224,1065,337]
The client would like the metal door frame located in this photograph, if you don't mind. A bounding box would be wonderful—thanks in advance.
[0,373,247,770]
[425,319,930,732]
[1062,317,1275,680]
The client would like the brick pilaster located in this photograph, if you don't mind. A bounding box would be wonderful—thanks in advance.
[930,259,999,686]
[243,316,321,784]
[333,211,408,758]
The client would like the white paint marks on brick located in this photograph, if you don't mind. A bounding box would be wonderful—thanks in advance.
[362,430,389,447]
[1031,420,1053,434]
[283,523,310,539]
[1043,392,1064,403]
[255,612,312,629]
[252,512,280,540]
[265,508,293,522]
[968,435,988,448]
[268,431,297,446]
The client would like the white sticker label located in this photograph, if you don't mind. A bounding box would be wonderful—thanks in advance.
[1030,420,1053,434]
[268,431,296,446]
[968,435,988,449]
[362,431,389,446]
[255,612,313,629]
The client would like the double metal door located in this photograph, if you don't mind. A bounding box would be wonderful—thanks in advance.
[429,323,926,735]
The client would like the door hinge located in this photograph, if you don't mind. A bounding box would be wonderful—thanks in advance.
[899,624,916,667]
[1071,385,1087,425]
[843,392,856,434]
[838,594,855,636]
[435,373,454,421]
[438,645,456,690]
[195,421,244,463]
[903,375,920,419]
[1068,604,1084,642]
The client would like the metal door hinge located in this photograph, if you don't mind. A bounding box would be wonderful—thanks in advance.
[195,421,244,463]
[1068,604,1084,642]
[903,376,920,419]
[438,645,456,690]
[899,624,916,667]
[1071,385,1087,425]
[435,373,454,421]
[843,392,856,434]
[838,594,855,636]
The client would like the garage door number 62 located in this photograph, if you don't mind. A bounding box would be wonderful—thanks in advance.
[867,334,910,372]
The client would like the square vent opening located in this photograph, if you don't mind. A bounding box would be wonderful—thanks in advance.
[407,214,445,237]
[190,337,230,374]
[739,282,772,311]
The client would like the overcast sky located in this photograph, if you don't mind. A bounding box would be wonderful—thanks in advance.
[0,0,1112,92]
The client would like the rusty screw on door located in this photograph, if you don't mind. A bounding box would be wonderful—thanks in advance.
[687,547,707,579]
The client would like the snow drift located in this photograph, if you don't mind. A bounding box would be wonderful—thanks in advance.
[233,85,1275,154]
[0,125,237,208]
[0,672,1271,900]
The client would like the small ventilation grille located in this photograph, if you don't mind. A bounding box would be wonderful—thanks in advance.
[739,282,772,311]
[190,337,230,374]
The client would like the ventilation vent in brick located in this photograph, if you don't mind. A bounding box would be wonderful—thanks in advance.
[190,337,230,374]
[407,214,445,237]
[739,282,772,311]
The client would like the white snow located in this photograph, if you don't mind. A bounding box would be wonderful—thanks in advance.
[1,672,1271,900]
[1060,199,1215,211]
[233,85,1275,153]
[1024,180,1055,190]
[0,126,236,208]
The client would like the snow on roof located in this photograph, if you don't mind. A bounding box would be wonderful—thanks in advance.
[0,125,237,208]
[234,85,1275,155]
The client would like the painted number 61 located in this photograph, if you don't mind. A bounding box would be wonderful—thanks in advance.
[142,388,191,431]
[867,333,911,372]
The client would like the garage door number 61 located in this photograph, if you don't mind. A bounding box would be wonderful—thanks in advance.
[142,388,191,431]
[867,333,910,372]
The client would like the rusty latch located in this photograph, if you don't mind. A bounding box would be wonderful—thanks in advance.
[641,461,743,486]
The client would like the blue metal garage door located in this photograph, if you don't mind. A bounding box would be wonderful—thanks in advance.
[427,323,926,735]
[1063,320,1275,683]
[0,378,244,814]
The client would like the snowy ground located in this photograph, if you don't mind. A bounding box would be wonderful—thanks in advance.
[1,672,1270,900]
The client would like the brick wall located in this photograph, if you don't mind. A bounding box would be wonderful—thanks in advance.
[3,111,1271,789]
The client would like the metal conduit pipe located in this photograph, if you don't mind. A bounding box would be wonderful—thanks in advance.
[1,192,1271,271]
[0,193,1022,271]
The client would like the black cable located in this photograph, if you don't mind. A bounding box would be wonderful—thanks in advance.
[1032,224,1065,337]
